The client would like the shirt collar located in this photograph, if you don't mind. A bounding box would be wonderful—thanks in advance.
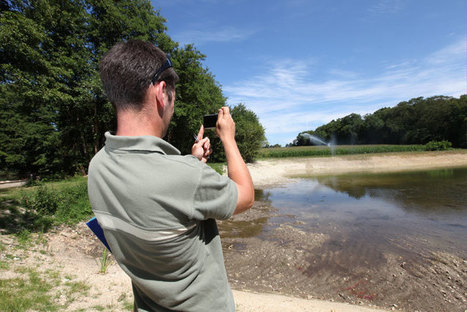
[104,131,181,155]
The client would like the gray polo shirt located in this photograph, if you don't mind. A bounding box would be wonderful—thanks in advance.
[88,132,238,312]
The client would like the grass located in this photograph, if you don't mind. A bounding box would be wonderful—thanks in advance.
[208,162,225,174]
[1,268,91,311]
[0,229,121,311]
[0,266,91,312]
[0,164,226,236]
[0,176,92,234]
[99,247,111,274]
[258,144,431,159]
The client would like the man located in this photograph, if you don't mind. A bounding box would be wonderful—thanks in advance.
[88,39,254,311]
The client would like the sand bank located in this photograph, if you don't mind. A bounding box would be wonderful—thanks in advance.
[233,290,389,312]
[248,150,467,187]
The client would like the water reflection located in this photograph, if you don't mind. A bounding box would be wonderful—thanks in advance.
[314,168,467,213]
[259,167,467,257]
[218,189,273,239]
[221,167,467,310]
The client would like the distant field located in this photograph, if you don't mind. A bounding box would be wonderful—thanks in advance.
[258,144,428,159]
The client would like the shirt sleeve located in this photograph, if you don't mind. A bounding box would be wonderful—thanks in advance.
[192,164,238,220]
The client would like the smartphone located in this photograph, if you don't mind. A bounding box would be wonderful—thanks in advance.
[203,114,218,129]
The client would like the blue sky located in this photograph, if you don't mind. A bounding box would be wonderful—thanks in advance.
[152,0,466,146]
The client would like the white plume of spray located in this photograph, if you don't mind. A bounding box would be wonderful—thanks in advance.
[299,133,336,156]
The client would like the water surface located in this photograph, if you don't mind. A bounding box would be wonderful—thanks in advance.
[221,167,467,311]
[257,167,467,262]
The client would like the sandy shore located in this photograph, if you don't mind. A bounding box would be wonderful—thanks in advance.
[1,151,466,311]
[0,224,391,312]
[232,290,389,312]
[247,150,467,188]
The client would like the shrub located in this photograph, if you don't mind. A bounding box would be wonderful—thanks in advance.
[22,185,59,216]
[19,177,92,231]
[425,140,452,151]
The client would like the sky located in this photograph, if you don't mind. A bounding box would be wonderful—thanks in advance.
[152,0,466,146]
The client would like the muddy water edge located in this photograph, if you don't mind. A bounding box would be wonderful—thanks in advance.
[219,168,467,312]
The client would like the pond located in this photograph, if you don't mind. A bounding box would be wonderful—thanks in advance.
[259,167,467,260]
[220,167,467,311]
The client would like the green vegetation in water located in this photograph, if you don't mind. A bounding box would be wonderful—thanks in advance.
[258,144,429,159]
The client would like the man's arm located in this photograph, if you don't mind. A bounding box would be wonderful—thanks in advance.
[216,107,254,215]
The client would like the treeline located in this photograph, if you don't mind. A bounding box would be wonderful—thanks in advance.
[292,95,467,148]
[0,0,265,178]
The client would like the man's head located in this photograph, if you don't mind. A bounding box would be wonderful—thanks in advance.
[99,40,179,112]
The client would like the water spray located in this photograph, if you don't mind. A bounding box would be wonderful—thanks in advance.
[299,133,336,156]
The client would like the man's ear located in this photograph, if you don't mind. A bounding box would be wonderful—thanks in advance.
[155,80,167,109]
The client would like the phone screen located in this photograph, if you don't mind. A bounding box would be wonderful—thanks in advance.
[203,114,218,129]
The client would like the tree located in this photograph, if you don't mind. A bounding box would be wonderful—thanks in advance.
[0,0,266,177]
[166,44,226,155]
[290,95,466,148]
[0,0,176,176]
[0,2,65,176]
[230,104,266,163]
[301,113,363,145]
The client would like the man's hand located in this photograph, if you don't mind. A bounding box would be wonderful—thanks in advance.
[215,106,254,215]
[216,107,236,144]
[192,125,212,163]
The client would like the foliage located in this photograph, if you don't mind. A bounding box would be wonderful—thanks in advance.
[207,104,266,163]
[166,44,226,155]
[208,163,225,175]
[22,177,92,227]
[1,0,260,177]
[292,95,467,148]
[231,104,266,163]
[258,145,428,159]
[99,248,111,274]
[0,177,92,233]
[425,140,452,151]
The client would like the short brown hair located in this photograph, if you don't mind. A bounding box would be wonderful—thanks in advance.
[99,39,179,111]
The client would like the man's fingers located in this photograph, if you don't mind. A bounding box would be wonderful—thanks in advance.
[203,137,210,149]
[197,125,204,140]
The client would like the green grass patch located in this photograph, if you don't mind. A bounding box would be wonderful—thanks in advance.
[258,144,430,159]
[0,268,57,312]
[0,176,92,234]
[208,162,225,175]
[0,266,92,311]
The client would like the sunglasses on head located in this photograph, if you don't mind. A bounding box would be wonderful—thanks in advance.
[151,58,173,85]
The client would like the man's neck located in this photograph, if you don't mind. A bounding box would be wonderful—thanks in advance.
[116,110,163,137]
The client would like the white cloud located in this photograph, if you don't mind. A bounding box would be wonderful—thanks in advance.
[224,38,466,145]
[368,0,404,14]
[174,26,256,46]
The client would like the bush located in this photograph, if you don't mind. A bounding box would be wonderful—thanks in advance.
[19,177,92,231]
[425,140,452,151]
[22,185,60,216]
[54,180,92,224]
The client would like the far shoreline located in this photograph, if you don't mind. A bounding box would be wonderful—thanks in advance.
[247,150,467,188]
